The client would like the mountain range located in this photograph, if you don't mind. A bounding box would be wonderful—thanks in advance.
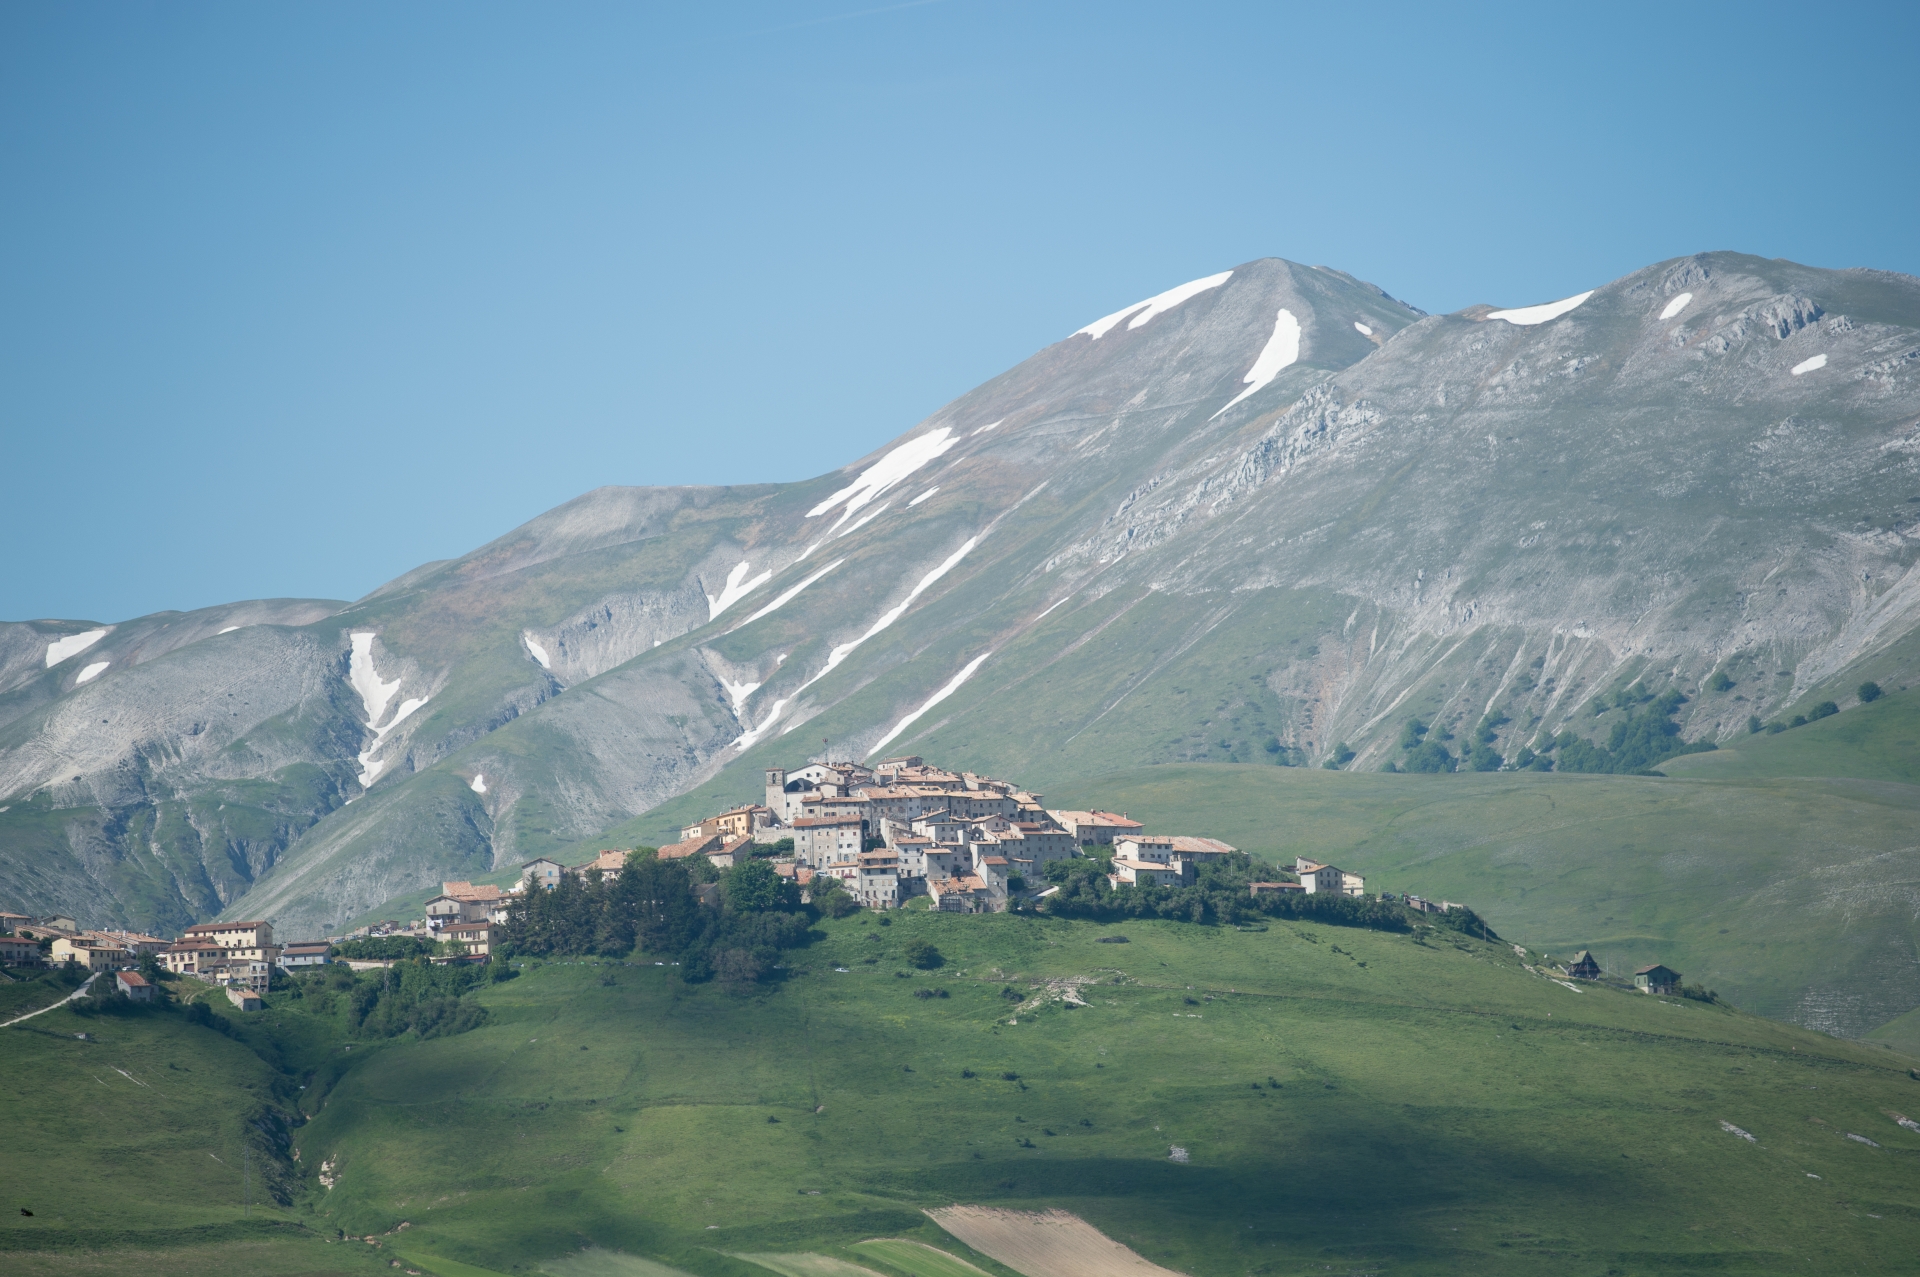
[5,250,1918,987]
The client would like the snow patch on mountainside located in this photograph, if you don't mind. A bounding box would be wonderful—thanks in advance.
[733,695,792,750]
[1354,321,1373,336]
[470,773,487,795]
[75,661,109,685]
[1660,292,1694,320]
[972,419,1003,436]
[910,487,939,506]
[525,635,551,669]
[720,677,761,714]
[45,629,108,667]
[807,426,959,528]
[1075,270,1233,339]
[706,561,774,621]
[731,558,846,632]
[1212,308,1302,418]
[1486,290,1595,325]
[1792,353,1828,375]
[218,626,241,635]
[833,502,891,542]
[348,633,403,728]
[357,695,428,788]
[380,696,428,736]
[867,650,993,757]
[799,538,980,693]
[348,632,429,788]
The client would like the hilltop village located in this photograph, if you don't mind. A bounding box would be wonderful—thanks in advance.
[0,755,1689,998]
[651,755,1361,914]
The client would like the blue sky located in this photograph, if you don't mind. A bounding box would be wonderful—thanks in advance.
[4,1,1915,621]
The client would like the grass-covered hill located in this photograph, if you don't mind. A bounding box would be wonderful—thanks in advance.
[571,684,1920,1048]
[1032,687,1920,1044]
[6,906,1920,1277]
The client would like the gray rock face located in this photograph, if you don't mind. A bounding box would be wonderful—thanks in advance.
[4,253,1917,967]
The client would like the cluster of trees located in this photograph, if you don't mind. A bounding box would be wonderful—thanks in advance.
[331,935,441,961]
[1548,690,1716,773]
[1383,677,1885,777]
[1384,688,1721,776]
[498,851,830,984]
[71,950,503,1044]
[1385,716,1508,773]
[1747,679,1887,736]
[1036,852,1410,932]
[288,959,502,1039]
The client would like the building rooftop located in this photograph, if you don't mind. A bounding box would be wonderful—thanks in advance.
[1167,836,1236,855]
[1048,809,1144,828]
[658,834,722,859]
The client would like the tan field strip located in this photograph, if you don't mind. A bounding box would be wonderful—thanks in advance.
[925,1207,1189,1277]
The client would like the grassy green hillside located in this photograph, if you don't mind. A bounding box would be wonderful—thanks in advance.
[0,980,395,1277]
[567,689,1920,1042]
[1663,684,1920,785]
[1043,760,1920,1040]
[12,911,1919,1276]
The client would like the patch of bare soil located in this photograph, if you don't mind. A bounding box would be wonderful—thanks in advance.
[925,1206,1188,1277]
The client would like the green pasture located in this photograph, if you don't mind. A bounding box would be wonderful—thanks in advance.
[0,993,396,1277]
[846,1238,998,1277]
[0,964,83,1020]
[81,911,1919,1276]
[1045,695,1920,1039]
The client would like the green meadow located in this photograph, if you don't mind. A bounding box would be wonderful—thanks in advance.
[1043,689,1920,1041]
[7,692,1917,1275]
[8,907,1920,1276]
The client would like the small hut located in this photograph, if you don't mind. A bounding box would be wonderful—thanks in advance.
[1634,963,1681,995]
[1566,951,1602,980]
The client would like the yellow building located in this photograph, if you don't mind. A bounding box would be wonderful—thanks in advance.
[50,937,132,971]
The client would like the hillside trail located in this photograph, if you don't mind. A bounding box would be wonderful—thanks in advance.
[0,971,99,1027]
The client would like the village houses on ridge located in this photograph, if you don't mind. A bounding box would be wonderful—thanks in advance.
[2,753,1679,1001]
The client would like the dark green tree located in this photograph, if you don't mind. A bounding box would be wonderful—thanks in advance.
[811,875,860,918]
[722,858,789,912]
[1403,740,1455,773]
[628,856,703,955]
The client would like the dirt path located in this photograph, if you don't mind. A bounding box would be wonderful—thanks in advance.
[1,972,99,1027]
